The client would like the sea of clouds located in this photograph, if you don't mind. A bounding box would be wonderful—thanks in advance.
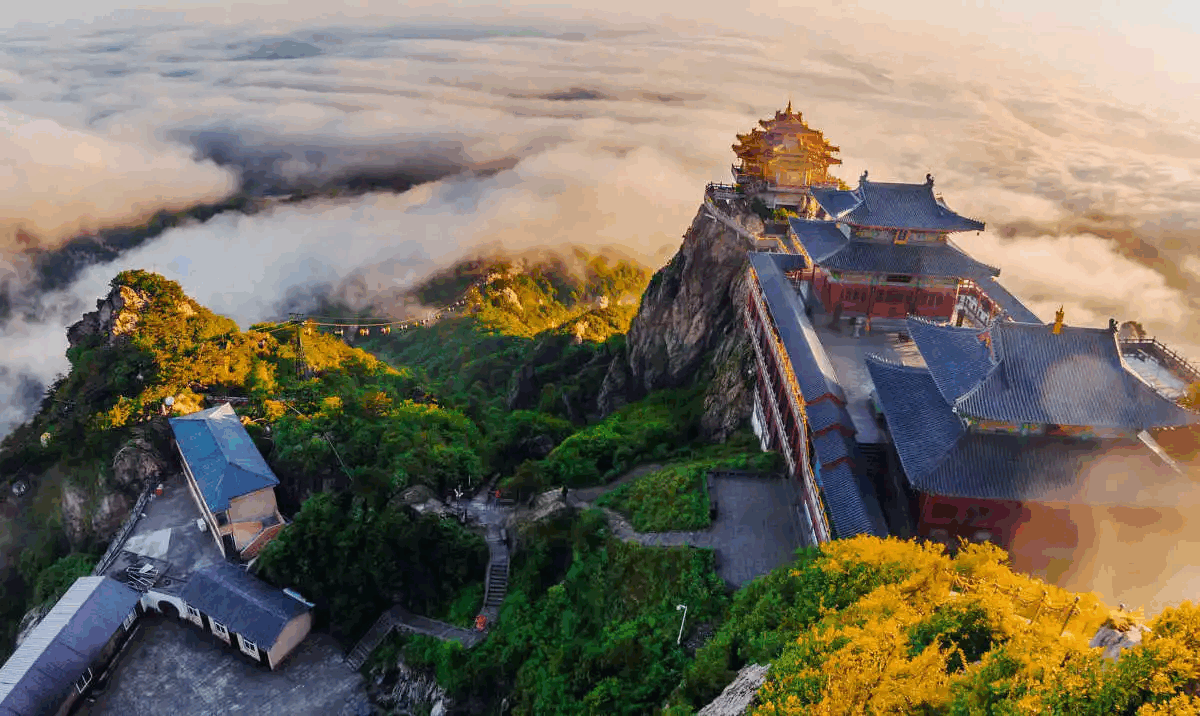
[1,4,1198,612]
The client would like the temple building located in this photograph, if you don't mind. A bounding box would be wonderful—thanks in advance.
[865,311,1199,550]
[731,103,842,208]
[786,171,1039,325]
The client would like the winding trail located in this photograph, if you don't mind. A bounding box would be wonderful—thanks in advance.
[346,463,806,668]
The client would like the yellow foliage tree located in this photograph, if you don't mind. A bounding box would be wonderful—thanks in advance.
[749,537,1198,715]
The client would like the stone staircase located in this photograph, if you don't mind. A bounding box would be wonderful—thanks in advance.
[478,527,510,623]
[345,526,513,670]
[345,610,396,671]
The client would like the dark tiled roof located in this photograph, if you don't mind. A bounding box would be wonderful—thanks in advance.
[810,187,860,218]
[806,399,855,436]
[917,433,1154,503]
[788,218,999,278]
[170,403,279,513]
[748,253,846,404]
[865,356,1186,502]
[955,322,1200,430]
[813,430,853,469]
[787,219,847,260]
[180,562,309,647]
[812,180,986,232]
[974,276,1042,324]
[865,357,963,479]
[0,577,140,716]
[906,317,996,403]
[817,462,889,538]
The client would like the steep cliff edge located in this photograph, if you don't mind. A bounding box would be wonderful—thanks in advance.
[598,198,759,441]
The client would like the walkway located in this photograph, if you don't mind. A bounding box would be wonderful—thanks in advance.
[571,472,811,587]
[345,478,512,669]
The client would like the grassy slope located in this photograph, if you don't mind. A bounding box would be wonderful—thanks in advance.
[596,435,783,532]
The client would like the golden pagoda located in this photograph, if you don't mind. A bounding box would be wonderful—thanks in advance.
[732,102,842,189]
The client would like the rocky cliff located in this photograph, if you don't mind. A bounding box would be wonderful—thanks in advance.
[60,285,177,547]
[598,197,760,441]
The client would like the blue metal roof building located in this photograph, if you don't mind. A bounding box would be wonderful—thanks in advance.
[170,403,280,513]
[180,562,310,652]
[0,577,140,716]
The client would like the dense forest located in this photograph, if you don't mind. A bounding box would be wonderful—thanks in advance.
[0,256,1196,715]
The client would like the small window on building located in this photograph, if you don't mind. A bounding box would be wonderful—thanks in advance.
[123,610,136,631]
[930,502,958,521]
[886,274,912,284]
[239,635,260,658]
[75,668,93,694]
[211,619,229,638]
[186,605,202,620]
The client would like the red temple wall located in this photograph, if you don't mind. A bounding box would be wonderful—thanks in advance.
[918,493,1026,548]
[818,277,957,320]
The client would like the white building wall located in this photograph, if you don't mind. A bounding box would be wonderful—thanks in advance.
[142,590,186,617]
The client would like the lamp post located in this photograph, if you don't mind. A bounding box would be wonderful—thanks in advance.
[676,604,688,645]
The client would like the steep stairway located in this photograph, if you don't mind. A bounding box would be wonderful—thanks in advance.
[345,610,396,670]
[478,526,511,624]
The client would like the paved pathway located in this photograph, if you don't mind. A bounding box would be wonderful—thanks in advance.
[389,606,482,648]
[571,473,811,587]
[568,463,664,503]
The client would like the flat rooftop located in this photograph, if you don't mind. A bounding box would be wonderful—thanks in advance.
[806,309,925,444]
[101,471,222,595]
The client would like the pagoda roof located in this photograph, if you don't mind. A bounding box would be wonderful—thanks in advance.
[788,218,1001,279]
[811,175,986,232]
[906,318,1200,430]
[865,356,1180,503]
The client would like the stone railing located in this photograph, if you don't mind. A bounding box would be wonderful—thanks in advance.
[92,483,155,576]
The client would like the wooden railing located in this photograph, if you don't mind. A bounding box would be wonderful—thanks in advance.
[1120,338,1200,385]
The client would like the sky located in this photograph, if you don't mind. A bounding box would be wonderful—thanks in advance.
[1,1,1199,612]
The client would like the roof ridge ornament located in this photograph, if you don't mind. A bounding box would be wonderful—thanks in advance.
[1053,306,1065,335]
[926,173,934,186]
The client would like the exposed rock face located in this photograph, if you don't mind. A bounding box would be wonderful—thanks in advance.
[1089,623,1150,661]
[92,492,133,541]
[60,426,172,549]
[698,663,770,716]
[368,657,450,716]
[61,482,90,547]
[598,198,758,437]
[14,603,51,648]
[111,436,169,491]
[67,284,152,349]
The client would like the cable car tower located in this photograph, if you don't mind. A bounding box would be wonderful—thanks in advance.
[288,313,313,379]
